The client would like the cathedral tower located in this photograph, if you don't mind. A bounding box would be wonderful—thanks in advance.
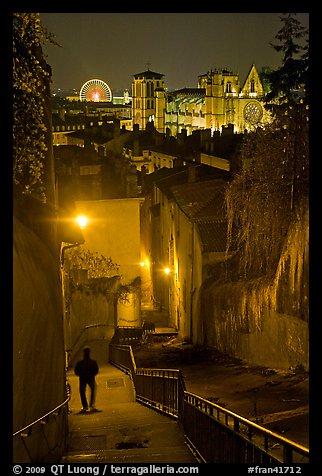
[132,69,165,130]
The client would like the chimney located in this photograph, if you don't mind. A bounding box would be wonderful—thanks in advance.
[178,128,187,144]
[200,129,211,147]
[113,118,120,137]
[59,108,65,121]
[222,124,234,136]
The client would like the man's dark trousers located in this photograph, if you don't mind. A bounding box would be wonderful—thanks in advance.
[79,378,96,409]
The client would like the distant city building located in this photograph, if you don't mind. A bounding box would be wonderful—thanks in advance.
[51,64,271,149]
[132,69,165,132]
[52,85,132,107]
[132,65,271,135]
[51,90,133,146]
[51,108,87,146]
[113,89,131,105]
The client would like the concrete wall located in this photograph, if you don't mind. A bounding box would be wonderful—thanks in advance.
[173,208,193,339]
[199,282,308,370]
[68,284,117,368]
[67,273,142,369]
[198,205,309,370]
[74,198,142,284]
[13,216,67,462]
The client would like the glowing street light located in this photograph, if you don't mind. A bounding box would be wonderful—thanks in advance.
[76,215,87,229]
[140,259,150,268]
[164,267,171,275]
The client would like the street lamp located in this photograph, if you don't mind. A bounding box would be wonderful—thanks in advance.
[140,259,150,269]
[76,215,88,229]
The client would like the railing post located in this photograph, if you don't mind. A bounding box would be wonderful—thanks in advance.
[283,445,293,464]
[234,418,240,433]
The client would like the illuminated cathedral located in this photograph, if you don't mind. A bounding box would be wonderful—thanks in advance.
[132,64,271,135]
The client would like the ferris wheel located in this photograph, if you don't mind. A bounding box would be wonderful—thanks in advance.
[79,79,113,102]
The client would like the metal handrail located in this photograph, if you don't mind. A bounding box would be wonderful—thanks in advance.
[135,367,183,418]
[109,343,137,376]
[13,395,71,438]
[69,323,114,354]
[183,391,309,463]
[185,391,308,451]
[109,339,309,464]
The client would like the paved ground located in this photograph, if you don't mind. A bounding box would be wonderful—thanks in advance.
[62,342,196,463]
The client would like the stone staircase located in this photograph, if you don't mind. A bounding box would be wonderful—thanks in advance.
[141,308,178,337]
[62,354,195,463]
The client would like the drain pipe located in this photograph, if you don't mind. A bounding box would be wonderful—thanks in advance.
[190,221,195,342]
[61,242,83,267]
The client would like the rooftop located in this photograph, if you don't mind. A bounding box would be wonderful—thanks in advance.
[168,88,205,98]
[196,217,228,253]
[171,179,228,253]
[171,178,227,219]
[133,70,164,79]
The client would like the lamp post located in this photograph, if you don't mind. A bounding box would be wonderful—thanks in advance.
[163,266,171,319]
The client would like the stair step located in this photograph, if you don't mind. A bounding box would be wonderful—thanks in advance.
[62,445,195,463]
[62,362,196,463]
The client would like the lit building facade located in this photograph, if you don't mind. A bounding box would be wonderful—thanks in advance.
[132,64,271,136]
[132,69,166,132]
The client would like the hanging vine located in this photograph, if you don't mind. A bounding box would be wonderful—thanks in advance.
[225,14,309,281]
[225,102,308,281]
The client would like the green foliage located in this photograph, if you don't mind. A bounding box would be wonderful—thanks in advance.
[13,13,58,201]
[66,246,120,279]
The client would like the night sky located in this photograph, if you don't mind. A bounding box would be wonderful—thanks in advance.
[40,13,309,93]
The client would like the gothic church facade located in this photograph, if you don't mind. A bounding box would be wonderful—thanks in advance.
[132,64,271,135]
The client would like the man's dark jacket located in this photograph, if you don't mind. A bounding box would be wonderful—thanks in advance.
[74,357,99,382]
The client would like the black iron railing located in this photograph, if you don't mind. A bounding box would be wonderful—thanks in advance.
[109,335,309,464]
[135,368,184,417]
[109,343,137,376]
[182,392,309,464]
[111,326,144,345]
